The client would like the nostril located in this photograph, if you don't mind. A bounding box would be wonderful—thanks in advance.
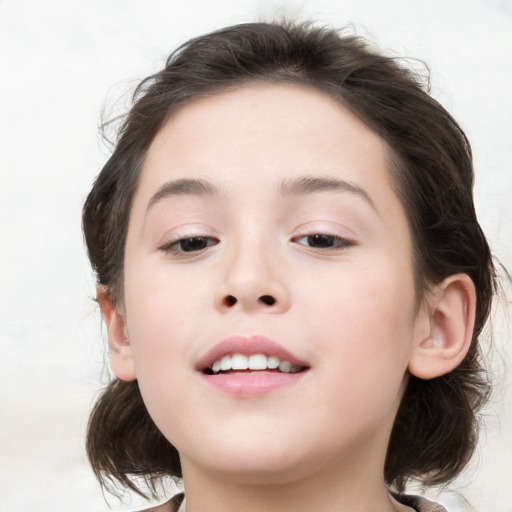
[224,295,237,307]
[259,295,276,306]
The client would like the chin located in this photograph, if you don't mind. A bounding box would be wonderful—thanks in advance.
[181,436,313,484]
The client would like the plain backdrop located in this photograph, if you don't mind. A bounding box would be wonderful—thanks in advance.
[0,1,511,511]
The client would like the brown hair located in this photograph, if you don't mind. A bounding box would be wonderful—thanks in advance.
[83,21,496,497]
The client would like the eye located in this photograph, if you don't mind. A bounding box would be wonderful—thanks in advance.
[294,233,353,249]
[160,236,219,255]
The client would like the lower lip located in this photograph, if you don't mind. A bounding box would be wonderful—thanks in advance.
[200,370,306,396]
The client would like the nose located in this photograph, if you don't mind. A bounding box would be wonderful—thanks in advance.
[214,243,291,314]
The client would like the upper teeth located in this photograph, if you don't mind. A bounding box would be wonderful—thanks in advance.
[210,354,301,374]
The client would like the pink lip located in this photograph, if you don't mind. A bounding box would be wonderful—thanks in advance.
[196,336,309,397]
[195,335,308,371]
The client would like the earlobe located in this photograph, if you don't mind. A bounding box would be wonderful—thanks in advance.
[97,286,137,381]
[408,274,476,380]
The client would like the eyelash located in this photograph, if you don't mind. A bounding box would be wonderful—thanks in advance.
[293,233,354,250]
[159,232,354,256]
[159,236,219,255]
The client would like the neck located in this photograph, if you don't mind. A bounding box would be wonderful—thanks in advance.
[180,448,403,512]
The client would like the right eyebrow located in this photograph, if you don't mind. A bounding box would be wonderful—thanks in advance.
[147,178,220,211]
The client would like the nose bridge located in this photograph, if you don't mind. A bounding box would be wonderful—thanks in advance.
[215,227,290,313]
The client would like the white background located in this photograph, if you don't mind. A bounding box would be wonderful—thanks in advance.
[0,1,511,511]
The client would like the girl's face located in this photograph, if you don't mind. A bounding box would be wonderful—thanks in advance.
[119,84,429,484]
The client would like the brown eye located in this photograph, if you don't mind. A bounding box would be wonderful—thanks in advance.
[179,236,212,252]
[306,234,335,248]
[161,236,219,255]
[295,234,353,249]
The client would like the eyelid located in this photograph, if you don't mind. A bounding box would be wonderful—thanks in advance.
[158,232,220,256]
[290,221,358,250]
[293,232,355,248]
[155,221,218,246]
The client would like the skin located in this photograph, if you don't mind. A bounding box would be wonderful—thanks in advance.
[101,83,476,512]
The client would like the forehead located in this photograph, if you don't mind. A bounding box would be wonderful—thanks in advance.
[134,83,398,214]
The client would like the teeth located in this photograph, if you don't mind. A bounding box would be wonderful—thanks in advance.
[209,353,302,374]
[248,354,267,370]
[220,355,231,371]
[267,356,280,369]
[278,360,292,373]
[231,354,248,370]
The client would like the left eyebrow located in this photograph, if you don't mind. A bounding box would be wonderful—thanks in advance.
[279,175,378,215]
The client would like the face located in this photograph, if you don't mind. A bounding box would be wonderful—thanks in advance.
[118,84,429,484]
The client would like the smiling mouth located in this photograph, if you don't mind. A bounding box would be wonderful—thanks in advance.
[203,353,307,375]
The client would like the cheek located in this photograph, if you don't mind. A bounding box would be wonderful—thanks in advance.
[301,257,417,397]
[305,255,416,336]
[122,269,208,438]
[123,263,210,375]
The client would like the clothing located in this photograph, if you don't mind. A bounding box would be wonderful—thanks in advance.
[144,492,448,512]
[394,493,448,512]
[138,493,184,512]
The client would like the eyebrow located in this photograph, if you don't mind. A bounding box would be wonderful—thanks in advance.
[279,175,378,213]
[147,178,221,210]
[147,175,378,214]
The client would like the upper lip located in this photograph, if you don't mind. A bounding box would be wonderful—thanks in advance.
[196,336,309,371]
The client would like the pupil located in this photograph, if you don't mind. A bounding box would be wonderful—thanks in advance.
[181,237,207,251]
[308,234,334,247]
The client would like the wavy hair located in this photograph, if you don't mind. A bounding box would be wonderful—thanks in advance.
[83,21,496,497]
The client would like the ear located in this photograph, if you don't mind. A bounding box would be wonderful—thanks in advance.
[408,274,476,380]
[97,286,137,381]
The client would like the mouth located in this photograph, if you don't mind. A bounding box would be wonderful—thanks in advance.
[203,353,306,375]
[197,336,309,395]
